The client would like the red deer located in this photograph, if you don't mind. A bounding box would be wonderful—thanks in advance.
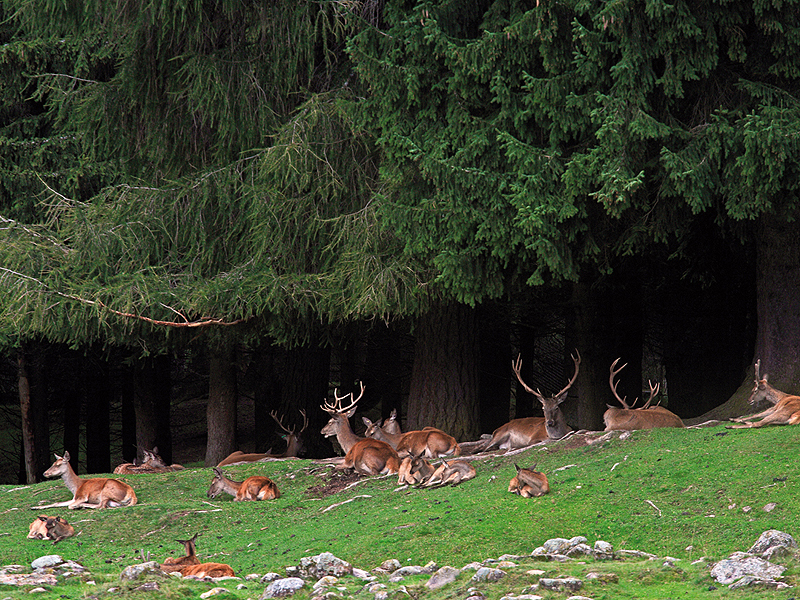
[362,417,460,458]
[217,409,308,466]
[28,515,75,543]
[206,467,280,501]
[397,453,435,486]
[603,359,684,431]
[425,459,476,486]
[320,382,400,476]
[114,447,184,474]
[382,409,402,435]
[729,360,800,428]
[481,351,581,451]
[37,451,137,509]
[508,464,549,497]
[161,533,201,573]
[180,563,235,578]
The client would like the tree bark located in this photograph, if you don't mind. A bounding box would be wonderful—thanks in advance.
[205,342,239,466]
[18,347,49,484]
[407,301,480,441]
[478,304,511,434]
[84,352,111,474]
[251,344,283,453]
[134,355,172,463]
[695,211,800,421]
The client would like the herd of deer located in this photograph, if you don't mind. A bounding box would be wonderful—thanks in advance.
[27,356,799,574]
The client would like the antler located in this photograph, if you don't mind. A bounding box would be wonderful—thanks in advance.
[512,349,581,401]
[269,410,293,434]
[320,381,365,414]
[609,358,631,409]
[298,408,309,433]
[641,380,661,409]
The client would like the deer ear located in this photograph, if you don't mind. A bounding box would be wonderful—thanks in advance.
[62,450,70,462]
[362,417,372,426]
[345,404,358,418]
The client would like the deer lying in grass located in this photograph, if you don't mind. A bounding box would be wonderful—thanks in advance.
[382,409,402,435]
[729,360,800,428]
[508,464,549,497]
[160,533,234,578]
[206,467,280,501]
[362,417,460,458]
[424,459,476,487]
[320,382,400,476]
[481,351,580,451]
[397,453,435,486]
[36,451,137,510]
[161,533,201,573]
[217,409,308,466]
[603,359,684,431]
[114,447,184,474]
[27,515,75,543]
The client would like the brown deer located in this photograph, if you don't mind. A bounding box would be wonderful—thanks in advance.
[217,409,308,466]
[397,453,435,486]
[206,467,280,501]
[362,417,460,458]
[320,382,400,476]
[28,515,75,543]
[508,464,549,497]
[114,447,184,474]
[603,359,684,431]
[425,459,476,487]
[180,563,235,578]
[729,360,800,428]
[481,350,581,451]
[37,451,138,510]
[382,409,402,435]
[161,533,201,573]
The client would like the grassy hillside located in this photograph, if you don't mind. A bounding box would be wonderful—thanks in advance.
[2,423,798,599]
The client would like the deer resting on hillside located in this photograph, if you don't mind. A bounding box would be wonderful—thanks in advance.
[27,515,75,543]
[362,417,460,458]
[114,447,184,474]
[206,467,280,501]
[320,382,400,476]
[603,359,684,431]
[508,464,549,498]
[217,409,309,466]
[36,451,138,510]
[729,359,800,428]
[481,350,581,451]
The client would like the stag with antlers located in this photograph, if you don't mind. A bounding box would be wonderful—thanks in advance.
[603,359,683,431]
[320,382,400,476]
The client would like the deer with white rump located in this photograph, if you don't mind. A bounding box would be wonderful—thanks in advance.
[603,359,683,431]
[35,451,138,510]
[729,359,800,428]
[481,350,581,451]
[320,382,400,476]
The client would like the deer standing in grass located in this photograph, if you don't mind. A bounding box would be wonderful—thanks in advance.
[481,350,581,451]
[37,451,137,509]
[362,417,460,458]
[729,360,800,428]
[217,409,308,466]
[508,464,549,497]
[207,467,280,501]
[320,382,400,476]
[603,359,684,431]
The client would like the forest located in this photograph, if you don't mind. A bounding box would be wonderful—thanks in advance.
[0,0,798,485]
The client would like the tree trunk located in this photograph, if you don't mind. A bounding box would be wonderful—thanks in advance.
[478,304,511,434]
[251,344,283,453]
[568,276,643,431]
[84,352,111,474]
[134,355,172,463]
[694,212,800,421]
[205,342,239,466]
[280,341,331,458]
[407,301,480,441]
[18,346,49,484]
[120,364,136,464]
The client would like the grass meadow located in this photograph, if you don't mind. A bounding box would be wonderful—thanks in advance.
[1,423,798,599]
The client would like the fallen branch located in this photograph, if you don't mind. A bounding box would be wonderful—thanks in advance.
[321,495,372,513]
[645,500,662,517]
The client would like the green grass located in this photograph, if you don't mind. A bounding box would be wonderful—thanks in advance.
[1,423,799,599]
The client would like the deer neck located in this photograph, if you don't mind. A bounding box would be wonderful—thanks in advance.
[369,427,401,448]
[218,475,242,496]
[332,419,361,454]
[61,463,84,495]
